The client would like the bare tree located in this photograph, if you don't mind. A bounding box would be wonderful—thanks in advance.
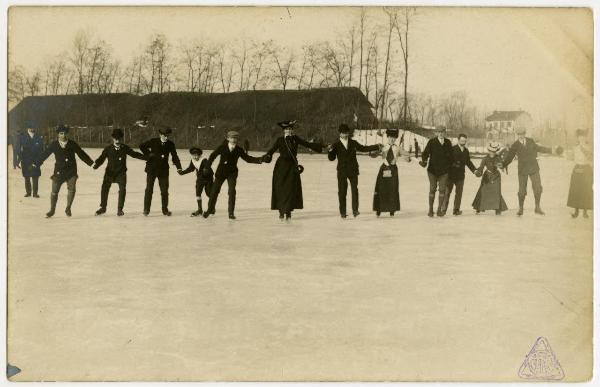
[380,8,395,122]
[70,30,91,94]
[233,40,250,91]
[271,44,296,90]
[297,44,319,89]
[392,7,416,127]
[358,8,368,92]
[217,46,234,93]
[8,65,26,103]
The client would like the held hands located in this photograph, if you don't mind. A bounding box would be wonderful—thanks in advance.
[419,160,427,168]
[177,169,183,175]
[261,154,272,163]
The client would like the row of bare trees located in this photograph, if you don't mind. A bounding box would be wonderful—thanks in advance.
[9,7,488,131]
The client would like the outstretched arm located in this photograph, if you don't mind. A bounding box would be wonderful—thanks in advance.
[36,142,55,167]
[327,143,337,161]
[535,142,552,154]
[502,142,518,168]
[93,148,108,169]
[353,140,380,153]
[240,148,262,164]
[180,161,195,175]
[466,150,477,173]
[296,136,323,153]
[170,145,182,170]
[207,145,222,167]
[73,142,94,166]
[126,145,147,161]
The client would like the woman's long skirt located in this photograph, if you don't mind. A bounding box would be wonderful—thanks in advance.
[271,157,303,212]
[567,164,593,209]
[472,174,508,211]
[373,164,400,213]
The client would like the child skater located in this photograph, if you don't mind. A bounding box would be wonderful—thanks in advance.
[178,147,214,217]
[472,142,508,215]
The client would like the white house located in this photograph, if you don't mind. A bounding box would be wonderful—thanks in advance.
[485,110,533,133]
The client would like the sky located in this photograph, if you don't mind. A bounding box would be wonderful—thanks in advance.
[7,6,593,129]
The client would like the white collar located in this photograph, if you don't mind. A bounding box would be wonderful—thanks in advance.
[28,131,35,138]
[340,137,349,147]
[191,158,203,169]
[58,139,68,148]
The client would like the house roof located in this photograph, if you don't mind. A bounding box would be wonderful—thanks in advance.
[485,110,530,122]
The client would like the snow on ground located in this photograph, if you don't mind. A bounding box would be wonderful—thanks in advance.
[7,147,592,381]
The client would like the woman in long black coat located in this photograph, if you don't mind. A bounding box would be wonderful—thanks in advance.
[261,120,323,220]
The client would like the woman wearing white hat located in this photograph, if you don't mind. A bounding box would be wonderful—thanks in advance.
[472,142,508,215]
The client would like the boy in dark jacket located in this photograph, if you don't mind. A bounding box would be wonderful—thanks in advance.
[35,125,94,218]
[203,131,262,220]
[93,128,146,216]
[178,147,214,217]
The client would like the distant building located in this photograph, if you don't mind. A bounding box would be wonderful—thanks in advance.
[485,110,533,133]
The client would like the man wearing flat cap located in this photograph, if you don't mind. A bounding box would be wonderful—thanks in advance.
[139,127,183,216]
[203,130,262,220]
[328,123,381,218]
[502,127,554,215]
[93,128,147,216]
[419,125,454,217]
[16,122,45,198]
[35,124,94,218]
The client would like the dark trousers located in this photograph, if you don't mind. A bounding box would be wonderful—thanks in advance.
[100,174,127,210]
[337,173,359,215]
[207,173,237,215]
[443,178,465,213]
[144,173,170,212]
[428,172,448,212]
[24,176,39,195]
[518,171,543,205]
[50,176,77,210]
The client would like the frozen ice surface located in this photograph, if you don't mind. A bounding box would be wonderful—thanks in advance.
[7,147,592,381]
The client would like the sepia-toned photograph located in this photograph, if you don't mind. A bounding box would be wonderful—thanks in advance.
[4,4,594,382]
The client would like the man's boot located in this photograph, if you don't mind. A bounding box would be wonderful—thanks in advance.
[161,193,171,216]
[191,200,203,217]
[65,190,75,217]
[534,192,545,215]
[517,194,525,216]
[428,193,435,217]
[46,193,58,218]
[437,192,446,217]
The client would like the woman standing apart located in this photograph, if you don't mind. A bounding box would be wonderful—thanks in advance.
[261,120,323,221]
[472,142,508,215]
[373,129,412,217]
[567,129,593,218]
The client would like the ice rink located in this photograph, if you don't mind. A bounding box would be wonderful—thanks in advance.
[7,147,592,381]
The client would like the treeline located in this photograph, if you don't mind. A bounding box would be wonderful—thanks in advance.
[8,7,487,135]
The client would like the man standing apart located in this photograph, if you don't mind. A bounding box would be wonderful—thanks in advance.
[328,123,381,218]
[419,125,453,217]
[35,125,94,218]
[17,122,45,198]
[140,127,182,216]
[502,127,553,216]
[442,133,477,216]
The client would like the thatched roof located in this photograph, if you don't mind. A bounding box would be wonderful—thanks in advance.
[8,87,376,149]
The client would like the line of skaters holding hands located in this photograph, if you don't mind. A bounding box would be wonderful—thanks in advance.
[24,121,565,219]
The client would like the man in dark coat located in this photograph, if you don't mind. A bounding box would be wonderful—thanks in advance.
[502,127,553,215]
[441,133,477,216]
[93,128,146,216]
[139,127,183,216]
[203,131,262,219]
[17,123,45,198]
[35,125,94,217]
[419,125,453,217]
[261,120,323,220]
[328,123,381,218]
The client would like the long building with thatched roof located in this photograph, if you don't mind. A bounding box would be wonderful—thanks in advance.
[8,87,376,150]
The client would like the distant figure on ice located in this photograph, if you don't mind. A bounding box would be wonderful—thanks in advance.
[419,125,453,217]
[179,147,214,217]
[373,129,411,217]
[567,129,593,218]
[441,133,477,216]
[34,125,94,218]
[261,120,323,221]
[12,130,22,170]
[140,127,183,216]
[502,127,554,216]
[93,128,147,216]
[414,138,420,158]
[328,123,381,218]
[472,142,508,215]
[17,123,45,198]
[203,131,263,220]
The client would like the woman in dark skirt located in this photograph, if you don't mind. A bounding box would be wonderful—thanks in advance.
[472,142,508,215]
[373,129,412,217]
[261,120,323,220]
[567,129,593,218]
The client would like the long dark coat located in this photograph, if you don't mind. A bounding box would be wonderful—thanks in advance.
[264,136,322,212]
[17,132,44,177]
[472,155,508,211]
